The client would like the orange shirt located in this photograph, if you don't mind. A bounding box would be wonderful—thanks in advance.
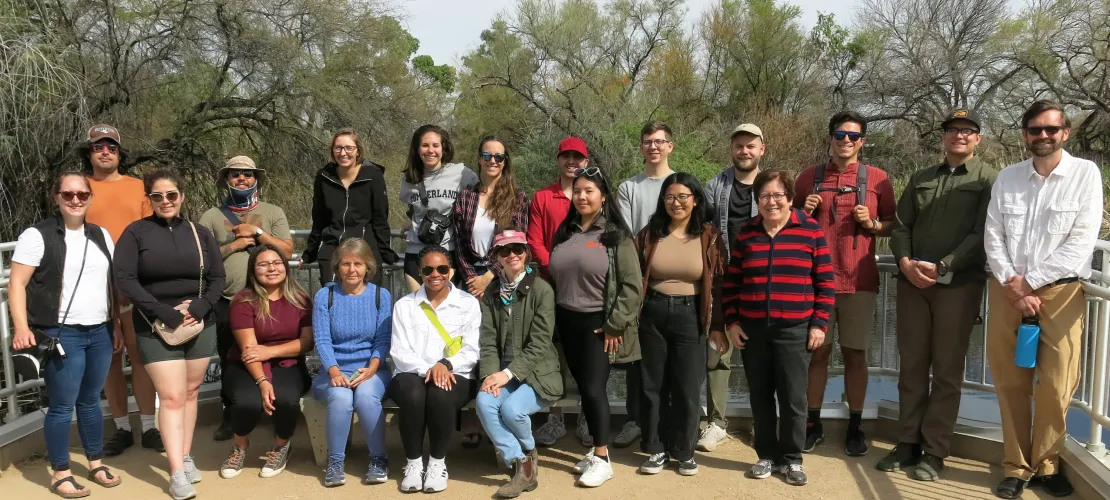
[87,176,152,243]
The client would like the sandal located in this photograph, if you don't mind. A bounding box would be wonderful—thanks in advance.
[50,476,91,498]
[461,432,481,449]
[87,466,122,487]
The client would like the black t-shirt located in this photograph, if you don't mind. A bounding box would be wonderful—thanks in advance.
[727,179,754,246]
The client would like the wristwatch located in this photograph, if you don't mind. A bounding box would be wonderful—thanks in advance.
[870,218,881,233]
[937,261,949,277]
[254,227,264,237]
[438,358,454,372]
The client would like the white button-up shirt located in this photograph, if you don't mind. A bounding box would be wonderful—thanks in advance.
[390,283,481,378]
[984,150,1104,289]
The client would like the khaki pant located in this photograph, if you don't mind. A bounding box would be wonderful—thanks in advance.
[706,339,733,427]
[824,292,878,351]
[896,279,983,457]
[986,279,1085,480]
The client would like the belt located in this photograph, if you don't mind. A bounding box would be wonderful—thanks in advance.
[59,323,108,331]
[645,289,698,305]
[1050,277,1080,287]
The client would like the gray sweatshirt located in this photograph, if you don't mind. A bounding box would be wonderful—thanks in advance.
[617,172,669,234]
[399,162,479,253]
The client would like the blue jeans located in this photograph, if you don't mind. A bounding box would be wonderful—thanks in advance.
[476,380,545,464]
[314,369,392,461]
[43,323,113,471]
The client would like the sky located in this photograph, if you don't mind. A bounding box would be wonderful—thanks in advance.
[400,0,861,67]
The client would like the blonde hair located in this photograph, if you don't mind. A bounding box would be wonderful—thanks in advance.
[235,245,309,321]
[332,238,378,282]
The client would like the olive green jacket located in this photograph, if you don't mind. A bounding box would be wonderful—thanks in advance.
[602,234,644,364]
[479,273,565,401]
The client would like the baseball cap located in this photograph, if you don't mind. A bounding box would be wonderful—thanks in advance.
[730,123,764,140]
[557,137,589,158]
[940,109,982,131]
[87,124,121,146]
[491,229,527,249]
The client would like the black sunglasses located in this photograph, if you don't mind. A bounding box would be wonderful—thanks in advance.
[1025,126,1064,137]
[831,131,864,142]
[573,167,601,177]
[421,265,451,277]
[479,152,508,163]
[495,244,527,258]
[59,191,92,202]
[228,169,255,178]
[92,143,119,153]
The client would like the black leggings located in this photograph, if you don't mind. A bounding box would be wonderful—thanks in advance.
[224,362,307,440]
[389,372,473,460]
[555,306,612,445]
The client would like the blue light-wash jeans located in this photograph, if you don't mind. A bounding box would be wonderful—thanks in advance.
[476,380,546,465]
[313,368,392,461]
[43,323,114,471]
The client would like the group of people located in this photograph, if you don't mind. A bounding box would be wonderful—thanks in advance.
[7,99,1103,500]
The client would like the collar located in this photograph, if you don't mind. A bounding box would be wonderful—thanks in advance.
[572,213,608,232]
[542,181,571,200]
[416,282,463,308]
[750,208,801,229]
[148,214,185,227]
[1025,150,1076,179]
[825,161,860,173]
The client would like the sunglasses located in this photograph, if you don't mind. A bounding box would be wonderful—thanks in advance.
[59,191,92,202]
[944,127,980,136]
[228,169,255,179]
[573,167,601,177]
[1025,126,1064,137]
[148,191,181,203]
[92,143,119,153]
[421,265,451,277]
[831,131,864,142]
[480,152,508,163]
[495,244,527,258]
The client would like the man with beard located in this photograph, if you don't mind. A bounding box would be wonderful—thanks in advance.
[879,110,997,481]
[80,124,163,456]
[700,123,764,451]
[199,156,294,441]
[983,100,1102,499]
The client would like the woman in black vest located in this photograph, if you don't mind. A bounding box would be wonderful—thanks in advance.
[10,172,123,497]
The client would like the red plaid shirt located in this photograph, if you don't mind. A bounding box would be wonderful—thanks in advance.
[452,184,529,281]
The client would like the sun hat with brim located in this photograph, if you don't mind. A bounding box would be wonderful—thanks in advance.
[217,155,266,188]
[491,229,527,249]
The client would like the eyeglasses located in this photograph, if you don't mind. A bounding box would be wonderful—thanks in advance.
[757,192,788,202]
[944,127,980,136]
[479,152,508,163]
[1024,126,1064,137]
[148,191,181,203]
[92,143,119,153]
[831,131,864,142]
[573,167,601,177]
[332,145,357,154]
[641,139,671,147]
[421,265,450,276]
[664,193,693,204]
[495,244,527,258]
[254,260,284,269]
[228,169,255,179]
[59,191,92,202]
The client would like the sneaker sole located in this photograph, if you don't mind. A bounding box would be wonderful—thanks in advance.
[639,465,664,475]
[171,492,197,500]
[399,484,420,492]
[259,465,286,478]
[749,470,772,479]
[424,485,447,493]
[363,476,388,485]
[219,469,243,479]
[801,436,824,453]
[576,471,613,487]
[678,467,698,476]
[786,478,808,486]
[324,479,346,487]
[845,445,869,457]
[697,436,729,452]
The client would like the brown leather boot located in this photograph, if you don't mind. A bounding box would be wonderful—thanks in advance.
[528,447,540,481]
[496,455,539,498]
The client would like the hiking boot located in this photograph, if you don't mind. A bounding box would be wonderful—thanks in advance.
[677,458,698,476]
[802,423,824,453]
[749,459,774,479]
[496,455,539,498]
[260,443,291,478]
[183,454,201,483]
[697,423,729,451]
[845,425,869,456]
[613,421,641,448]
[1032,473,1074,497]
[103,428,134,457]
[219,445,248,479]
[212,420,233,442]
[324,457,345,487]
[910,453,944,481]
[876,443,921,472]
[364,456,389,484]
[639,453,668,475]
[576,415,593,447]
[142,428,166,452]
[780,463,808,486]
[534,414,566,447]
[169,470,197,500]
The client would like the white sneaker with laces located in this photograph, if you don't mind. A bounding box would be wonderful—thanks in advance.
[534,414,567,446]
[697,423,730,451]
[573,449,596,474]
[576,415,593,447]
[423,460,449,493]
[577,455,613,487]
[400,460,423,492]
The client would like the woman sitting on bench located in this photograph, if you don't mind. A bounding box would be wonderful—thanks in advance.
[389,244,481,493]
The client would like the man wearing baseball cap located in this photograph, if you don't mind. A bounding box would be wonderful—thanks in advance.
[526,136,588,447]
[198,155,294,441]
[78,124,164,456]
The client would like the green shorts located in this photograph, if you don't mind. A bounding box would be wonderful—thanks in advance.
[132,310,217,364]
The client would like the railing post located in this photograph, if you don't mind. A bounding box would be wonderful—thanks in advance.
[1087,250,1110,453]
[1,289,21,423]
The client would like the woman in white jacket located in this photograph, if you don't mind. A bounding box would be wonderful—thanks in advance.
[389,245,481,494]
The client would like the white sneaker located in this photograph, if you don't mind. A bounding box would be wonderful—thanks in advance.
[576,415,593,447]
[613,421,641,448]
[573,449,596,474]
[534,414,567,446]
[697,423,730,452]
[577,454,613,487]
[423,460,449,493]
[400,460,423,492]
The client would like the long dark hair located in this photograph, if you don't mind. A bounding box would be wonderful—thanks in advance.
[236,244,309,321]
[646,172,708,239]
[477,135,523,228]
[405,124,455,184]
[553,168,630,249]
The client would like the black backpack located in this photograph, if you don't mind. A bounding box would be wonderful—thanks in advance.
[812,163,870,249]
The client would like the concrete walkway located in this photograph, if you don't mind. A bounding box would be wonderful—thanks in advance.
[0,420,1077,500]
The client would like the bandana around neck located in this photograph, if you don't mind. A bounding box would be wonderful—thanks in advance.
[499,267,531,306]
[227,184,259,211]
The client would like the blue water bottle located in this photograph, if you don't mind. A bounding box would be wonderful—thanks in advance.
[1015,316,1040,368]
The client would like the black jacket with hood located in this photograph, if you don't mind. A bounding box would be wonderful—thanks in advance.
[303,160,398,268]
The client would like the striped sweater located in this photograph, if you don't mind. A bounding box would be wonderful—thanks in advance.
[723,209,835,331]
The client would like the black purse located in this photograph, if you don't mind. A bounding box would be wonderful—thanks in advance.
[416,181,451,245]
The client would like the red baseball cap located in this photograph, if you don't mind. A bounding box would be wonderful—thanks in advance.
[557,136,588,158]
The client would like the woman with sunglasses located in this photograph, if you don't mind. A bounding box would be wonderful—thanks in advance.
[389,245,481,493]
[475,229,562,498]
[399,125,479,292]
[115,170,226,500]
[633,173,727,477]
[311,238,393,487]
[452,136,528,300]
[9,172,123,498]
[302,128,398,287]
[548,167,642,488]
[218,244,313,480]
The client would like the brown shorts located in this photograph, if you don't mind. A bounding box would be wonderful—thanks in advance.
[823,292,877,351]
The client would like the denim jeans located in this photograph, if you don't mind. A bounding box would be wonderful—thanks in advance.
[638,292,705,461]
[476,380,546,464]
[314,369,392,461]
[43,323,113,471]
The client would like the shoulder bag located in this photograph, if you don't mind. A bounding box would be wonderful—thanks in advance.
[140,222,206,345]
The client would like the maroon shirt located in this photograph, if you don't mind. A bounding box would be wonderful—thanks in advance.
[229,290,312,378]
[793,162,896,294]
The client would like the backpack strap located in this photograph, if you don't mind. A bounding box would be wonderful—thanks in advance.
[813,163,826,194]
[218,205,243,226]
[329,282,381,310]
[856,164,869,207]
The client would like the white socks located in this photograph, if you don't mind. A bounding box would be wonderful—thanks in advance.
[114,416,131,432]
[140,414,156,433]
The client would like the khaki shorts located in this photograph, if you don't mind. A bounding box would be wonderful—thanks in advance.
[823,292,877,351]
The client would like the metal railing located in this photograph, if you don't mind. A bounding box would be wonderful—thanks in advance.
[2,230,1109,454]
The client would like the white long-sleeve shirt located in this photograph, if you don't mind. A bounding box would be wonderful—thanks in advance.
[984,150,1104,290]
[390,283,481,378]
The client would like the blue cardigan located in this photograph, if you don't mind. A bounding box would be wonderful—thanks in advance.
[312,282,392,376]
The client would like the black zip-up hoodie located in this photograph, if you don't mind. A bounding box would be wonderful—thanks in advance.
[302,160,398,267]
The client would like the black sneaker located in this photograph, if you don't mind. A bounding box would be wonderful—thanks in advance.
[845,426,869,456]
[910,453,943,481]
[103,428,134,457]
[1031,474,1074,497]
[802,423,824,453]
[995,477,1027,499]
[639,452,669,475]
[142,428,166,452]
[875,443,921,472]
[677,458,698,476]
[212,420,234,442]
